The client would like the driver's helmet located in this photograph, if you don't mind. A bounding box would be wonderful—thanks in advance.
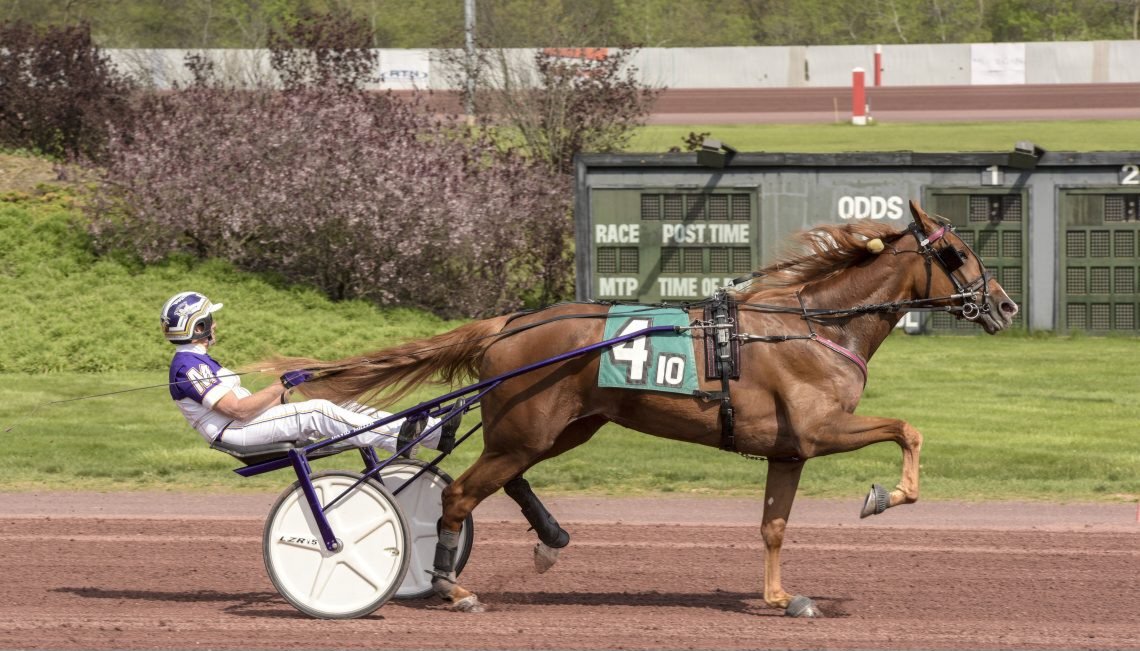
[160,291,223,344]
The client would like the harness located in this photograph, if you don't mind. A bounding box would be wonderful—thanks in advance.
[700,219,992,454]
[701,290,739,450]
[698,291,871,453]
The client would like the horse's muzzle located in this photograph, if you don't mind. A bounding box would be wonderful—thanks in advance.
[978,284,1019,334]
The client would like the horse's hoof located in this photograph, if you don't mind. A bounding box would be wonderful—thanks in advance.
[784,595,823,618]
[431,572,458,600]
[452,595,486,613]
[533,542,560,574]
[859,483,890,518]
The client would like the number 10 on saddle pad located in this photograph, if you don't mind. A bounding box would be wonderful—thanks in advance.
[597,305,699,395]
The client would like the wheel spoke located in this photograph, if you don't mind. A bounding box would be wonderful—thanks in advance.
[307,554,340,601]
[342,508,397,545]
[340,547,397,591]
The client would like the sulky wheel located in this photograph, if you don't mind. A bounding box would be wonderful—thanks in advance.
[379,459,474,600]
[263,470,410,619]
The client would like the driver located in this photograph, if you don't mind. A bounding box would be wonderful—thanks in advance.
[160,291,448,454]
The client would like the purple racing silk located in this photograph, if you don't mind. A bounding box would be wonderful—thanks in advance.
[168,344,249,441]
[169,350,224,402]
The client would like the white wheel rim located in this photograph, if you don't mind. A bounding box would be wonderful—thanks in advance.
[265,473,406,618]
[380,461,468,599]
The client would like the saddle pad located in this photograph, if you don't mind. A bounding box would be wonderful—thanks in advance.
[597,305,698,395]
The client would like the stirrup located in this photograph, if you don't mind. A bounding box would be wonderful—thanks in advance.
[396,416,426,458]
[438,398,465,454]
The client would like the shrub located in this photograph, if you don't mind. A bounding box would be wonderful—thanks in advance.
[267,9,378,90]
[0,21,135,160]
[88,86,571,318]
[447,47,660,174]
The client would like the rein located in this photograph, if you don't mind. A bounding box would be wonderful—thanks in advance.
[2,371,254,433]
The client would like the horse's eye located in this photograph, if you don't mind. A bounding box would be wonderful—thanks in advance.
[935,246,967,272]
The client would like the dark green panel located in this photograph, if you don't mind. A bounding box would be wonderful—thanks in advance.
[923,189,1027,333]
[1059,190,1140,333]
[928,194,968,227]
[1065,194,1106,226]
[590,188,760,302]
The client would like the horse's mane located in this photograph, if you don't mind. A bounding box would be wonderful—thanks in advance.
[735,221,907,300]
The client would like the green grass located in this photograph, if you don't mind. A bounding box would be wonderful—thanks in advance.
[629,120,1140,154]
[0,192,463,372]
[1,334,1138,501]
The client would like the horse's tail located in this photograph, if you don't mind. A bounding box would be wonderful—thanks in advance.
[253,314,514,407]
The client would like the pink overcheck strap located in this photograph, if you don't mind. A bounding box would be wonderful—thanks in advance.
[814,336,869,388]
[922,226,947,246]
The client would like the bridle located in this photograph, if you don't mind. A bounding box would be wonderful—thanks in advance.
[906,220,992,322]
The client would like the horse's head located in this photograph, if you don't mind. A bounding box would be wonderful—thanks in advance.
[906,200,1019,334]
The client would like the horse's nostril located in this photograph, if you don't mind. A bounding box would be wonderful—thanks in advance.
[1001,301,1018,315]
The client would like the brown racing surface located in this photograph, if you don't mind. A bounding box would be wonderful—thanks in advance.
[416,83,1140,123]
[1,493,1137,650]
[645,83,1140,123]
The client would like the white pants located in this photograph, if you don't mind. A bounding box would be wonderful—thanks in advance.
[219,399,440,453]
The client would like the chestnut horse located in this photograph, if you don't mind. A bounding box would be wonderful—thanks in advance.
[278,200,1018,616]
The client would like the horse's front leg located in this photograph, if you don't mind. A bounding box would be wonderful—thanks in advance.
[762,459,822,617]
[802,413,923,517]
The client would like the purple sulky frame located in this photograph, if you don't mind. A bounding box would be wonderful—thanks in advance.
[241,324,680,551]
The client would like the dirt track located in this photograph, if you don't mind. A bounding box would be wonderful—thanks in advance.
[1,493,1137,650]
[416,83,1140,123]
[645,83,1140,123]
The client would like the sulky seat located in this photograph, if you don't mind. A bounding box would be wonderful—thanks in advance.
[210,438,341,466]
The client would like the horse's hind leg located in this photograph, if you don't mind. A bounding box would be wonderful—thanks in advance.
[431,416,606,610]
[432,450,530,612]
[762,459,821,618]
[505,416,606,573]
[503,477,568,573]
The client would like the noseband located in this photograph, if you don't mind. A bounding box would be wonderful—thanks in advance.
[907,222,992,321]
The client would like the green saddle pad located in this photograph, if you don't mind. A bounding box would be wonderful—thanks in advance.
[597,305,698,395]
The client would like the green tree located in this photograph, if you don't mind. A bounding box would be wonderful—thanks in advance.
[749,0,880,45]
[346,0,464,47]
[987,0,1089,40]
[2,0,1137,47]
[923,0,991,43]
[612,0,756,47]
[471,0,616,47]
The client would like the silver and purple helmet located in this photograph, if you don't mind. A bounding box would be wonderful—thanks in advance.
[160,291,223,344]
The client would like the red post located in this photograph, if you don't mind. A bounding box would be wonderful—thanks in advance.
[851,67,867,125]
[874,44,883,86]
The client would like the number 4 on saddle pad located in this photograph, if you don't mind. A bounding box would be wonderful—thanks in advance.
[597,305,698,395]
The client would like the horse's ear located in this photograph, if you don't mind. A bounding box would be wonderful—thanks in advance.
[909,199,936,229]
[909,199,926,222]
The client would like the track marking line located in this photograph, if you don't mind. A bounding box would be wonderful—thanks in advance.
[3,533,1135,557]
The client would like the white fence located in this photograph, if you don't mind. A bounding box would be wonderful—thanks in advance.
[106,40,1140,91]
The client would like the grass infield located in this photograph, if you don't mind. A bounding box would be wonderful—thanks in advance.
[629,120,1140,154]
[1,333,1137,501]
